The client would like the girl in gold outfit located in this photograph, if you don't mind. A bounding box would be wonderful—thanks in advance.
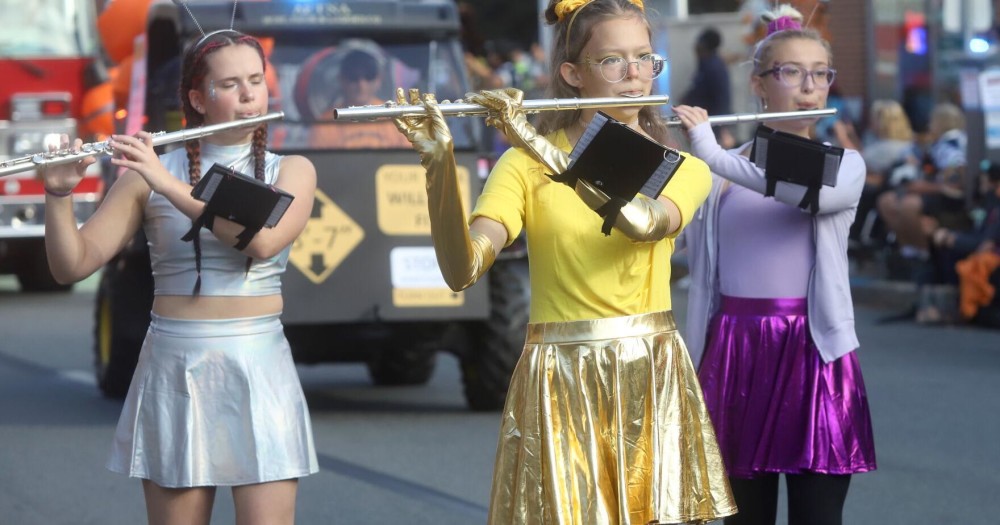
[393,0,735,523]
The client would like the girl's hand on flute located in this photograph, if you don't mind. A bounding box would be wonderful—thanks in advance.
[465,88,568,175]
[109,132,173,193]
[464,88,525,136]
[392,87,454,168]
[671,105,710,131]
[37,135,95,196]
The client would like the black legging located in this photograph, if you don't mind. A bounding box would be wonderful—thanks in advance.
[723,473,852,525]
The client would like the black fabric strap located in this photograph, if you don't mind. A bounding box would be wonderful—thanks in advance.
[764,176,822,215]
[181,210,213,242]
[798,184,822,215]
[233,226,262,251]
[594,197,629,236]
[548,170,578,188]
[765,176,778,198]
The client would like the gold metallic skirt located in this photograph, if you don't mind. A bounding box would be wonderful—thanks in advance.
[488,311,736,525]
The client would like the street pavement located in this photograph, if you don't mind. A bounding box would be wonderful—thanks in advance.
[0,271,997,524]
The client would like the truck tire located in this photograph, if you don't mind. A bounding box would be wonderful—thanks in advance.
[367,335,438,386]
[16,241,72,293]
[92,241,153,399]
[461,258,529,411]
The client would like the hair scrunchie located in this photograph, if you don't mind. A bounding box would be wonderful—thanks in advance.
[766,15,802,35]
[553,0,645,22]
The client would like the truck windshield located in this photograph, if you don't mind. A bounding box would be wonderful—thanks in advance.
[0,0,96,58]
[268,37,478,150]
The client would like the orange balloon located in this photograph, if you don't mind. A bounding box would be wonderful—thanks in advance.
[258,37,275,57]
[109,56,134,109]
[98,0,153,63]
[250,37,282,109]
[81,82,116,137]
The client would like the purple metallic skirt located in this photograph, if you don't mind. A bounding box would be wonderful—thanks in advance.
[697,295,877,478]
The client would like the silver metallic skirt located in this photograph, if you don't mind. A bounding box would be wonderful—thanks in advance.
[106,313,319,488]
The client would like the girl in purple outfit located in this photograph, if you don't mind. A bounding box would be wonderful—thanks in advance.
[673,4,876,525]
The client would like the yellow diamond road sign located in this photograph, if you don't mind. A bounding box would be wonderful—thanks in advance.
[289,189,364,284]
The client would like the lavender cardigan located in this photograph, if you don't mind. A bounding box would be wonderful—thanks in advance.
[679,122,866,364]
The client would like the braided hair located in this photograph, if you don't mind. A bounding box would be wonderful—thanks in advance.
[178,30,269,294]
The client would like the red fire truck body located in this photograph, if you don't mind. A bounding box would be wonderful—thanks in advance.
[0,1,105,291]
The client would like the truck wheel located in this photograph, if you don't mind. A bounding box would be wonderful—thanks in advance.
[92,242,153,399]
[16,242,71,293]
[461,258,529,411]
[367,338,437,386]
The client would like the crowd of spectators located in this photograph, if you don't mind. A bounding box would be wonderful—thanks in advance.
[841,97,999,328]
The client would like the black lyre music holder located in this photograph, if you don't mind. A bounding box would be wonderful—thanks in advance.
[551,111,685,235]
[183,163,294,250]
[749,124,843,215]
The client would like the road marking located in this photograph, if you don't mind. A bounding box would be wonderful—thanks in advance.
[316,453,488,518]
[58,369,97,386]
[0,350,97,387]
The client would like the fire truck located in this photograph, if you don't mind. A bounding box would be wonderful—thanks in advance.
[0,0,108,291]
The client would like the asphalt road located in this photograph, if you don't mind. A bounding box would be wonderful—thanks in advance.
[0,274,997,524]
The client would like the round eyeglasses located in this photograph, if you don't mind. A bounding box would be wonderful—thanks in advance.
[758,64,836,88]
[583,53,666,83]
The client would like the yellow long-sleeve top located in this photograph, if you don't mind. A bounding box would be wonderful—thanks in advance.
[470,129,711,323]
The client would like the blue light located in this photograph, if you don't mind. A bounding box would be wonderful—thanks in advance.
[905,26,927,55]
[969,37,991,54]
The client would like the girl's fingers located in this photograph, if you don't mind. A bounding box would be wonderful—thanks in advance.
[673,105,710,129]
[137,131,155,147]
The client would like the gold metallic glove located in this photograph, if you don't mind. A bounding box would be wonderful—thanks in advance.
[393,88,496,291]
[465,88,570,175]
[575,179,672,241]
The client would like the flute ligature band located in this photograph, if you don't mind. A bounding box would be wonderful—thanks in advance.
[0,111,285,177]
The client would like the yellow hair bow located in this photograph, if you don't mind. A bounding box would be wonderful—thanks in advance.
[554,0,644,21]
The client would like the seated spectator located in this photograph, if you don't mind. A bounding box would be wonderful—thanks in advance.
[851,100,920,244]
[877,102,969,277]
[919,162,1000,323]
[863,100,921,186]
[310,47,411,149]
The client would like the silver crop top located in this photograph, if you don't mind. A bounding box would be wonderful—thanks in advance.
[145,142,290,296]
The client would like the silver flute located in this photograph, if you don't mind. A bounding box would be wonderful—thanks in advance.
[333,95,672,121]
[0,111,284,177]
[666,108,837,127]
